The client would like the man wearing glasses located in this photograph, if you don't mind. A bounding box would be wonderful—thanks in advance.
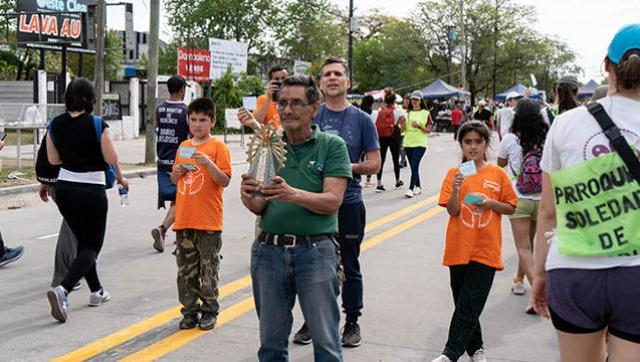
[241,75,352,362]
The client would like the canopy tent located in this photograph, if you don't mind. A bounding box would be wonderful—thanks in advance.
[578,79,600,98]
[418,79,470,99]
[495,83,543,101]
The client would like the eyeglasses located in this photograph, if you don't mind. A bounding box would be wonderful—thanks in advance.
[276,100,311,110]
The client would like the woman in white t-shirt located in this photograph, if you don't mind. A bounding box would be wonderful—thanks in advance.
[532,24,640,360]
[497,99,548,311]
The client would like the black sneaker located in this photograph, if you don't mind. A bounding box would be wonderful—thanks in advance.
[395,180,404,188]
[199,312,217,330]
[293,323,312,345]
[0,246,24,267]
[341,321,361,347]
[179,314,198,329]
[375,185,386,193]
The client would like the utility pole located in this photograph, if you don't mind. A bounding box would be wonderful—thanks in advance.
[348,0,354,88]
[145,0,160,163]
[94,0,105,115]
[459,0,466,90]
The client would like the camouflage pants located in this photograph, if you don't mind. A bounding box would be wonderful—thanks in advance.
[175,229,222,317]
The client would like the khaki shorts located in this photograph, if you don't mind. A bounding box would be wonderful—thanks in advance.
[509,198,540,220]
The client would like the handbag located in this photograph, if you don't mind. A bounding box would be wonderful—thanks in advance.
[587,102,640,186]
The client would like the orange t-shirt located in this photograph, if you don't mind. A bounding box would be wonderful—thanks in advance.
[173,137,231,231]
[438,163,517,270]
[254,94,281,128]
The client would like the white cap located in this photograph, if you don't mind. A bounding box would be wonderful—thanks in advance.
[506,91,521,100]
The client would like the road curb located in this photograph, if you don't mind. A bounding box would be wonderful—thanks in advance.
[0,162,247,197]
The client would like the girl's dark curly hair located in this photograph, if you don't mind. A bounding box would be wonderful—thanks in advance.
[509,109,549,154]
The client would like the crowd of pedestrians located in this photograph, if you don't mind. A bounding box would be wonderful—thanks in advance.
[1,22,637,362]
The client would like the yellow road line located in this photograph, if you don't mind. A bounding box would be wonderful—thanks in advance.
[119,298,256,362]
[364,194,438,233]
[52,276,252,362]
[56,194,441,361]
[118,204,445,361]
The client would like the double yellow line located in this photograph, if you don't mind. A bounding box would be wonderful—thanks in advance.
[54,194,444,362]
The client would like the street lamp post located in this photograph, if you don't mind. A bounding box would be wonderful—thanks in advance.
[348,0,354,88]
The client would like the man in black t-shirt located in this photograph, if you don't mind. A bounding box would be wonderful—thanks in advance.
[473,100,494,129]
[152,75,190,252]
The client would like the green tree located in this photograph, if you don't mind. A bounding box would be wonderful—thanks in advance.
[271,0,347,69]
[164,0,275,52]
[414,0,580,100]
[352,19,432,93]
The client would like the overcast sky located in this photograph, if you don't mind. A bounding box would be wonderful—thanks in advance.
[107,0,639,83]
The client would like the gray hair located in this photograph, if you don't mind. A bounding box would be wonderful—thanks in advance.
[279,75,321,104]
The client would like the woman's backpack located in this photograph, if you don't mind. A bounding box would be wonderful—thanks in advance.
[516,149,543,194]
[375,107,396,138]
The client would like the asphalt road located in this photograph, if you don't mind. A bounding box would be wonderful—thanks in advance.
[0,133,559,361]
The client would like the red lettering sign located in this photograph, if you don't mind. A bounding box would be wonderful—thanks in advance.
[177,48,212,82]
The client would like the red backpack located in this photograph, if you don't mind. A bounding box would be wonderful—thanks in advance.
[376,107,395,137]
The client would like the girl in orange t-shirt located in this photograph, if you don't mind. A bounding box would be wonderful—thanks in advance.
[432,121,517,362]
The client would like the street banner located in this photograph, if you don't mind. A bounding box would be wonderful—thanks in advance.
[293,60,311,75]
[177,48,212,82]
[550,151,640,257]
[17,0,93,51]
[209,38,248,80]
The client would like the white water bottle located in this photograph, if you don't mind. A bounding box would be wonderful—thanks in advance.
[118,185,129,207]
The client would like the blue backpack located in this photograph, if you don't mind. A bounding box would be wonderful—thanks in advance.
[49,115,116,189]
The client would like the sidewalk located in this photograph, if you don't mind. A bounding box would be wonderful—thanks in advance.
[0,133,250,195]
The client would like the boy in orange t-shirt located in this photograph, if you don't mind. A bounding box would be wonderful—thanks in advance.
[171,98,231,331]
[432,121,517,362]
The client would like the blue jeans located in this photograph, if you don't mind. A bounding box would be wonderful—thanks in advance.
[404,147,426,190]
[251,238,342,362]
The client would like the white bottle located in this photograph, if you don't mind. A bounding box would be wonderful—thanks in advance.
[118,185,129,207]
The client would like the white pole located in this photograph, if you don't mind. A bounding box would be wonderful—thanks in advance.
[129,77,140,138]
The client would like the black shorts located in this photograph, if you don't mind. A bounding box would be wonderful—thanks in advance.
[547,266,640,343]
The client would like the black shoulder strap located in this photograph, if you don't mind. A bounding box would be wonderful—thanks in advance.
[587,102,640,186]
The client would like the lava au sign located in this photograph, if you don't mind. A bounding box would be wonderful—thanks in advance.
[17,0,90,47]
[177,48,212,82]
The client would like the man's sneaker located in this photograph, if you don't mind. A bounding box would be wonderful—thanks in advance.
[72,282,82,291]
[511,280,526,296]
[375,185,386,193]
[414,187,423,195]
[293,323,312,345]
[151,226,166,252]
[88,288,111,307]
[470,348,487,362]
[364,179,375,188]
[525,305,537,315]
[395,180,404,188]
[47,286,68,323]
[341,321,361,347]
[179,314,198,329]
[431,355,452,362]
[0,246,24,267]
[199,313,217,330]
[404,189,414,198]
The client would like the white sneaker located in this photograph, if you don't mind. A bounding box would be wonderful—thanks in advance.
[88,288,111,307]
[431,355,452,362]
[414,187,422,195]
[470,348,487,362]
[511,281,526,296]
[404,189,414,198]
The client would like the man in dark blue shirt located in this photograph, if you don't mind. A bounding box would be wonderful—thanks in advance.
[152,75,190,252]
[294,57,381,348]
